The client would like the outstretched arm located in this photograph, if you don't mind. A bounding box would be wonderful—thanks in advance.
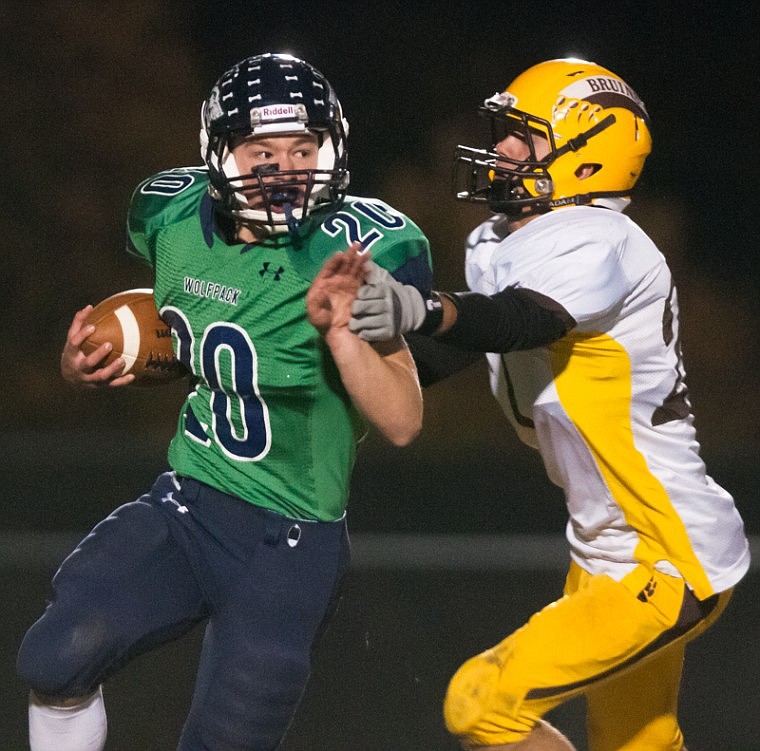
[349,263,575,353]
[307,242,423,446]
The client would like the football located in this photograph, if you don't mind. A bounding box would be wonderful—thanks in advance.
[81,288,187,386]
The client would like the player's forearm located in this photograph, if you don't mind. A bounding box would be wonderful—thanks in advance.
[429,288,575,352]
[325,327,422,446]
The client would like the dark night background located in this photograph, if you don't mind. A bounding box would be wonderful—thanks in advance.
[1,2,758,748]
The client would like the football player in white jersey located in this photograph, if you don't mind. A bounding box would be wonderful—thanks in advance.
[348,59,750,750]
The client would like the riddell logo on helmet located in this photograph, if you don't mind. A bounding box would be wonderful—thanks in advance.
[260,104,299,120]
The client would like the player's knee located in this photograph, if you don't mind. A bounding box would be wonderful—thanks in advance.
[444,649,535,745]
[17,611,111,697]
[444,651,503,735]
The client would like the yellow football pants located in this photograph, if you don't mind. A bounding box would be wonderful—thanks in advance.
[444,562,731,750]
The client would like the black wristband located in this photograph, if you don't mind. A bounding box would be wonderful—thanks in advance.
[416,291,444,335]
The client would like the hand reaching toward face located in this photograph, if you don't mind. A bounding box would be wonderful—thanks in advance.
[307,242,370,336]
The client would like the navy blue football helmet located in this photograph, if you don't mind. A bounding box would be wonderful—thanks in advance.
[200,53,349,231]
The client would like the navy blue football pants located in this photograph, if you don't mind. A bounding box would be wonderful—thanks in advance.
[17,471,350,750]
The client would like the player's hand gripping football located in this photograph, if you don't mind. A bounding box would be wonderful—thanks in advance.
[348,262,426,341]
[61,306,135,388]
[307,242,370,336]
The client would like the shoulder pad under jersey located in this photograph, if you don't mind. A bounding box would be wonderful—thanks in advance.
[127,167,210,262]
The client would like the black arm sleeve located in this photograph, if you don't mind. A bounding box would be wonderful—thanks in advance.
[437,286,576,353]
[404,332,484,388]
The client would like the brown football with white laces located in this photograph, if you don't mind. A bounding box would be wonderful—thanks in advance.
[81,288,186,386]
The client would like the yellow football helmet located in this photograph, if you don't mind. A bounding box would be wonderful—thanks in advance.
[453,58,652,216]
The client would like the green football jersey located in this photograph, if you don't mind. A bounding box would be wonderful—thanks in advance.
[126,167,432,521]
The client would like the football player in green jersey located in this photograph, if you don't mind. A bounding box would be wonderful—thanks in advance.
[18,53,428,751]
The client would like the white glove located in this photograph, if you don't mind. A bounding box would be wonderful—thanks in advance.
[349,261,426,341]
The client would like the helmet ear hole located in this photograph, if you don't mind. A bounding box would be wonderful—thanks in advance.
[576,163,601,180]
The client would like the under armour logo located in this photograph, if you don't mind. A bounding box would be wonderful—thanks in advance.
[637,577,658,602]
[259,262,285,281]
[161,491,189,514]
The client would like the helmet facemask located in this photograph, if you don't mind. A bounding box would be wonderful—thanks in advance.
[202,120,348,233]
[454,95,558,217]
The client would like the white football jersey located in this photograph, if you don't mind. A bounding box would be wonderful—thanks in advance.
[465,206,749,598]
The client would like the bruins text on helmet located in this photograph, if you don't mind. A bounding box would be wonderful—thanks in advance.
[453,58,652,217]
[200,53,350,233]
